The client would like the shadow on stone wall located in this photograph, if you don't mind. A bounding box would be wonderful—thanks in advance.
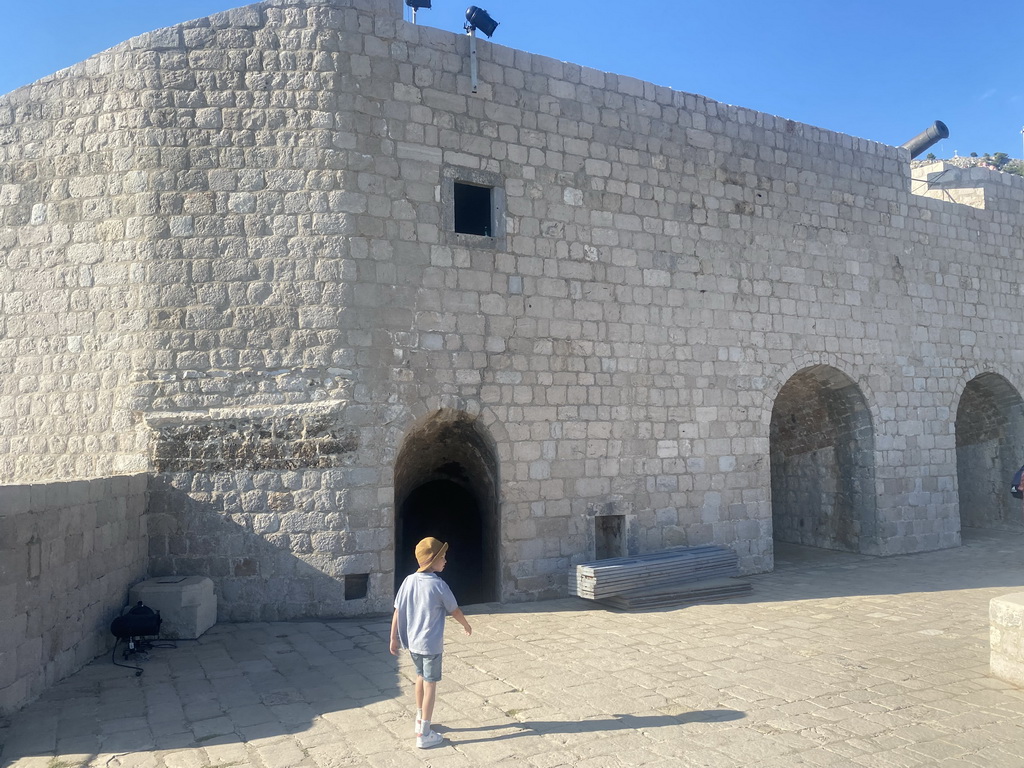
[147,477,388,621]
[0,475,402,762]
[0,475,149,718]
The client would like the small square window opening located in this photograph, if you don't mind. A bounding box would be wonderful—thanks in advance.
[454,182,492,236]
[344,573,369,600]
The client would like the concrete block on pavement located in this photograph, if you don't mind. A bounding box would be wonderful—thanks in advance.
[130,576,217,640]
[990,592,1024,687]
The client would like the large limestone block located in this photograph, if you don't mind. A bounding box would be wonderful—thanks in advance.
[130,576,217,640]
[990,592,1024,687]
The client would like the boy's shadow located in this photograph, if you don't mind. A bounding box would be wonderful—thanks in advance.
[435,709,745,744]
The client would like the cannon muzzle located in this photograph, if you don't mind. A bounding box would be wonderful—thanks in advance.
[901,121,949,159]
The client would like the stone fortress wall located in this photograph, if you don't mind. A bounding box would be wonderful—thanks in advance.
[3,0,1024,644]
[1,476,148,715]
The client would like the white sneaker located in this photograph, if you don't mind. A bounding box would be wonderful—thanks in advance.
[416,730,443,749]
[415,718,421,736]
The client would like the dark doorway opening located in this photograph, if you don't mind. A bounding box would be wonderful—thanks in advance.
[398,480,488,604]
[595,514,625,560]
[394,411,499,605]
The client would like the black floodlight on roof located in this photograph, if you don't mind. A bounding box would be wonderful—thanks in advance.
[407,0,431,24]
[466,6,499,37]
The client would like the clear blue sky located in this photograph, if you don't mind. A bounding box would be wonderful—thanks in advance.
[2,1,1022,157]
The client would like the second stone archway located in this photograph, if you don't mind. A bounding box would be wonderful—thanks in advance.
[956,372,1024,530]
[770,365,877,554]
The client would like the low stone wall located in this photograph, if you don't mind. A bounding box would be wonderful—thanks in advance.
[0,475,149,716]
[990,592,1024,688]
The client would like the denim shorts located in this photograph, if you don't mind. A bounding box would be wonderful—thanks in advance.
[410,652,443,682]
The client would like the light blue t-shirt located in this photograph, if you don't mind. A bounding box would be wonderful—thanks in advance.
[394,571,459,656]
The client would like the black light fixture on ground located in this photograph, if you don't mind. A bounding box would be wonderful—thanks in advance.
[110,601,162,676]
[464,6,499,94]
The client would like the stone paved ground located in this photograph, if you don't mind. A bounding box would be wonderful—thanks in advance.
[4,529,1024,767]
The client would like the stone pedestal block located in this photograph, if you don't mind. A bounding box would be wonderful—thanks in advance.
[130,576,217,640]
[990,592,1024,687]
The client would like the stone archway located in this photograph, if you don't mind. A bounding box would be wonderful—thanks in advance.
[394,410,500,605]
[955,373,1024,529]
[770,365,877,553]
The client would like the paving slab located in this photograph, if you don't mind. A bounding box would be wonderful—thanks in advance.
[3,529,1024,766]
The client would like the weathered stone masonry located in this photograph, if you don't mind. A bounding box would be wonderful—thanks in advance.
[1,476,148,715]
[3,0,1024,656]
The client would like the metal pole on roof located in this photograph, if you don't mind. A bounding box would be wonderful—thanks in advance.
[468,26,478,94]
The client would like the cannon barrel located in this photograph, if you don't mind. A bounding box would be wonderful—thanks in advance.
[901,120,949,159]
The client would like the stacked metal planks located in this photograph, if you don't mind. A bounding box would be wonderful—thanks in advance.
[599,578,752,610]
[569,545,751,610]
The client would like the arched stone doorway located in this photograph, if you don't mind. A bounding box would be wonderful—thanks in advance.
[955,373,1024,529]
[770,365,877,553]
[394,410,500,605]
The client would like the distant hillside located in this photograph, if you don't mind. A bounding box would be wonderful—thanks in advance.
[912,153,1024,177]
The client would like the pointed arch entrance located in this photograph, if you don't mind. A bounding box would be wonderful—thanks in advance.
[770,365,877,553]
[955,373,1024,529]
[394,410,500,605]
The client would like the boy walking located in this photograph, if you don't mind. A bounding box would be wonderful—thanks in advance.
[389,537,473,749]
